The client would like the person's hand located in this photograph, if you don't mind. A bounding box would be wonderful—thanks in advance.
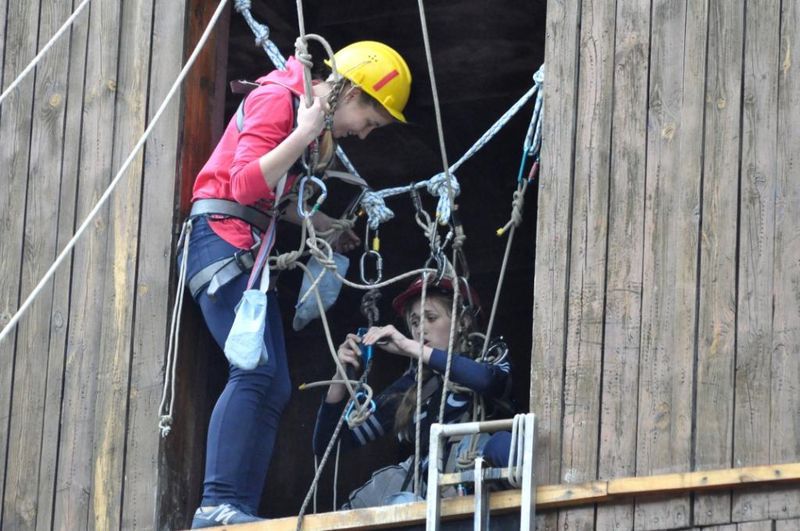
[330,228,360,253]
[296,96,327,141]
[311,212,361,253]
[333,333,363,379]
[361,325,419,358]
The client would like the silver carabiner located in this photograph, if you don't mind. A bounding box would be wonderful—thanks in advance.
[360,250,383,285]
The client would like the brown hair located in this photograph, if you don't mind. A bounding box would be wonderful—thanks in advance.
[393,293,477,438]
[312,80,391,174]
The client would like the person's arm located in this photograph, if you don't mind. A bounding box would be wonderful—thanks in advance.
[426,349,510,398]
[313,369,416,457]
[228,89,326,205]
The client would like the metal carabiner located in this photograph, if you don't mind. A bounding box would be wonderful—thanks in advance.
[344,391,376,424]
[424,249,446,284]
[296,175,328,219]
[360,250,383,284]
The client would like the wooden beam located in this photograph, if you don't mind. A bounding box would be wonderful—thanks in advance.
[213,463,800,530]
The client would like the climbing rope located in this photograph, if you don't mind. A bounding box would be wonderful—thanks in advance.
[437,248,462,424]
[0,0,231,346]
[415,0,455,225]
[480,71,542,354]
[412,272,430,496]
[0,0,92,108]
[158,220,193,437]
[234,0,362,177]
[359,72,543,230]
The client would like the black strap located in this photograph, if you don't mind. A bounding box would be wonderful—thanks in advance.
[187,245,257,299]
[189,198,271,233]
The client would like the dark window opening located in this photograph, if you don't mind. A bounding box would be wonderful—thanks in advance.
[177,0,547,522]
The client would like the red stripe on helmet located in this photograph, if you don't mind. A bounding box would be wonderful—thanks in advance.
[372,69,399,92]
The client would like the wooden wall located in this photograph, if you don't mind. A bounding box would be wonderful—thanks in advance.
[532,0,800,530]
[0,0,188,529]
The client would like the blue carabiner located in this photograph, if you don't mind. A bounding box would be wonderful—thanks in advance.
[296,176,328,219]
[356,326,374,364]
[344,391,376,423]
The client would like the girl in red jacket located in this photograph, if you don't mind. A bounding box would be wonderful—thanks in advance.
[187,42,412,528]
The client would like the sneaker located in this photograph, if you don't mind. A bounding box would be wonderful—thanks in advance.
[191,503,264,528]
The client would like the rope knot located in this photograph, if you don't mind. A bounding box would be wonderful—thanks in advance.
[509,188,525,228]
[427,172,460,223]
[158,416,172,438]
[233,0,251,12]
[254,25,271,49]
[273,250,302,270]
[294,37,313,69]
[361,190,395,229]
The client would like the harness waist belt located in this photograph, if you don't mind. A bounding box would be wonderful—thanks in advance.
[187,247,257,299]
[190,198,271,233]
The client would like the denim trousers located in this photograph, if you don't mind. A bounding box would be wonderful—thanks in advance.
[183,217,291,513]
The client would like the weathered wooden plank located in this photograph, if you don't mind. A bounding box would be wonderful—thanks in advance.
[635,0,707,529]
[532,0,582,528]
[122,0,189,528]
[694,0,745,526]
[85,0,154,528]
[52,0,122,528]
[558,0,615,529]
[151,1,232,528]
[732,0,782,524]
[596,0,650,529]
[775,518,800,531]
[253,463,800,530]
[767,0,800,520]
[0,0,43,526]
[2,1,74,529]
[736,521,773,531]
[37,2,91,530]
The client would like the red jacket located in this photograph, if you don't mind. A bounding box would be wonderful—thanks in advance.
[192,57,306,249]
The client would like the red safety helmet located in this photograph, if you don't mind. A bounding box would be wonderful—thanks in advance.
[391,276,480,316]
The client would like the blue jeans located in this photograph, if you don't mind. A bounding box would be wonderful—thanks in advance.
[183,218,291,514]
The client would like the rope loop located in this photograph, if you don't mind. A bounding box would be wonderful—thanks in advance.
[426,171,460,223]
[233,0,251,12]
[158,416,172,438]
[293,35,314,70]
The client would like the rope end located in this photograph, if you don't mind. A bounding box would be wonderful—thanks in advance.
[496,227,506,237]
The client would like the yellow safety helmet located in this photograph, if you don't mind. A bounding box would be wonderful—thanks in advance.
[326,41,412,123]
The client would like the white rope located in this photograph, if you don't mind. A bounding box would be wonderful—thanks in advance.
[413,272,430,496]
[0,0,231,345]
[507,414,524,488]
[415,0,454,225]
[437,250,461,424]
[234,0,361,178]
[158,221,192,437]
[360,80,540,229]
[0,0,92,107]
[312,455,319,514]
